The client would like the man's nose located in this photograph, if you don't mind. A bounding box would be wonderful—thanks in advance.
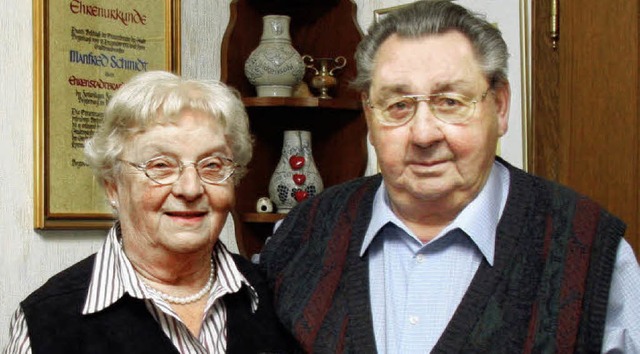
[409,102,446,146]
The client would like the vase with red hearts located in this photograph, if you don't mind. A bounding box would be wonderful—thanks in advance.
[268,130,323,213]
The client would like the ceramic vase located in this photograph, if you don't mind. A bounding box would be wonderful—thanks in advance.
[244,15,305,97]
[268,130,323,213]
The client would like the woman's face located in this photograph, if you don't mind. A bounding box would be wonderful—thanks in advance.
[107,110,235,256]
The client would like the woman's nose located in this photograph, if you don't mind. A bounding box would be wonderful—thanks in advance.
[171,164,204,200]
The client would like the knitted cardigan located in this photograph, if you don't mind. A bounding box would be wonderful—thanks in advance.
[260,159,625,354]
[22,252,297,354]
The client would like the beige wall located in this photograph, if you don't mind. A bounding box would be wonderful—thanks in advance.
[0,0,525,349]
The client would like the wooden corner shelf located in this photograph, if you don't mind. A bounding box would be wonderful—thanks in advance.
[222,0,366,258]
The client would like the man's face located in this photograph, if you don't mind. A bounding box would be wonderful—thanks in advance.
[365,31,510,212]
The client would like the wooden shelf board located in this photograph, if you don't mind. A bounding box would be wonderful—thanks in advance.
[242,96,361,110]
[241,212,287,223]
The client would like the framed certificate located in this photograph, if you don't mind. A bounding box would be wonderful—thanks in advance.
[33,0,181,229]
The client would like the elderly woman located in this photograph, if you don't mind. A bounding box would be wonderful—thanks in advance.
[5,71,295,353]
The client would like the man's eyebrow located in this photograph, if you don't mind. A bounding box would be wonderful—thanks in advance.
[375,85,412,97]
[374,80,476,97]
[431,80,475,93]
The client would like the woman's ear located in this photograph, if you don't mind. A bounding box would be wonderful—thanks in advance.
[105,179,119,209]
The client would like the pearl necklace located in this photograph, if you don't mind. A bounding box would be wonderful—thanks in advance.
[143,257,216,305]
[119,238,216,305]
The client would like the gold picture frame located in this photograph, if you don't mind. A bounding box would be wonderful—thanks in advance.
[33,0,181,229]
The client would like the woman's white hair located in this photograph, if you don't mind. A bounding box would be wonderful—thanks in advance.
[84,70,253,186]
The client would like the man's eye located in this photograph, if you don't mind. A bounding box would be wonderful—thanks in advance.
[386,99,413,112]
[438,96,462,106]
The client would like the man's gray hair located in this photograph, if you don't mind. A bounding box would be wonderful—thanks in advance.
[353,0,509,92]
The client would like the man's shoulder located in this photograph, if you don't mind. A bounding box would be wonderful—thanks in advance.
[502,159,626,232]
[502,158,585,203]
[307,174,382,210]
[288,174,381,224]
[21,254,96,309]
[318,174,382,198]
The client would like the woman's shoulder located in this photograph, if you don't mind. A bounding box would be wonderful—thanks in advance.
[21,254,97,309]
[228,253,266,286]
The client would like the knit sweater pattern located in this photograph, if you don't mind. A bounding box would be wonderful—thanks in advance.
[260,159,625,354]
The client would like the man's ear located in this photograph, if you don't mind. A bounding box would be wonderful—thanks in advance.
[493,82,511,136]
[361,92,376,145]
[361,92,375,126]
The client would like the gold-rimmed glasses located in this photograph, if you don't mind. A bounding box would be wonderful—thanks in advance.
[367,89,490,126]
[118,154,239,185]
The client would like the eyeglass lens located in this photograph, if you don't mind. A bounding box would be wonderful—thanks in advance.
[379,93,476,125]
[143,155,234,185]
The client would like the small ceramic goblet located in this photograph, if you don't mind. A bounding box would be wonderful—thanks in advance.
[302,55,347,99]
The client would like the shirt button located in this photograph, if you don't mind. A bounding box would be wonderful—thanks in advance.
[409,315,419,325]
[416,254,425,263]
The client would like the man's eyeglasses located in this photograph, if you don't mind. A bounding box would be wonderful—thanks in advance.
[118,154,238,185]
[366,89,490,126]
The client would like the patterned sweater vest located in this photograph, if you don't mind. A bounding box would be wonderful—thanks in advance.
[260,159,625,354]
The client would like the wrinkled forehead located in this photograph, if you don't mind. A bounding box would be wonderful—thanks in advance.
[123,107,223,137]
[370,32,486,95]
[121,111,230,158]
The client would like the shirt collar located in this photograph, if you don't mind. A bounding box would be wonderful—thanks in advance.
[360,161,510,266]
[83,223,259,314]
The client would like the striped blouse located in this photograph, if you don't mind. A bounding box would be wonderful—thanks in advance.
[4,225,258,354]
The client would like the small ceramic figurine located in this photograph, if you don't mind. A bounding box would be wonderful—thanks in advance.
[256,197,274,213]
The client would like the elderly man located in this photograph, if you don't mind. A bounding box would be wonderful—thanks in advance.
[260,1,640,353]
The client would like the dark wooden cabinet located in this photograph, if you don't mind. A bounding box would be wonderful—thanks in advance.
[221,0,367,258]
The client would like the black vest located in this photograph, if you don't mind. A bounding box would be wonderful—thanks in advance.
[22,254,297,353]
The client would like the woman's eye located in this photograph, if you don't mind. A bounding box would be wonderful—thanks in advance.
[147,158,175,170]
[200,158,223,171]
[203,162,221,170]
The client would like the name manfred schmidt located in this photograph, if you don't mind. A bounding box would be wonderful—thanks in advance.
[70,50,148,72]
